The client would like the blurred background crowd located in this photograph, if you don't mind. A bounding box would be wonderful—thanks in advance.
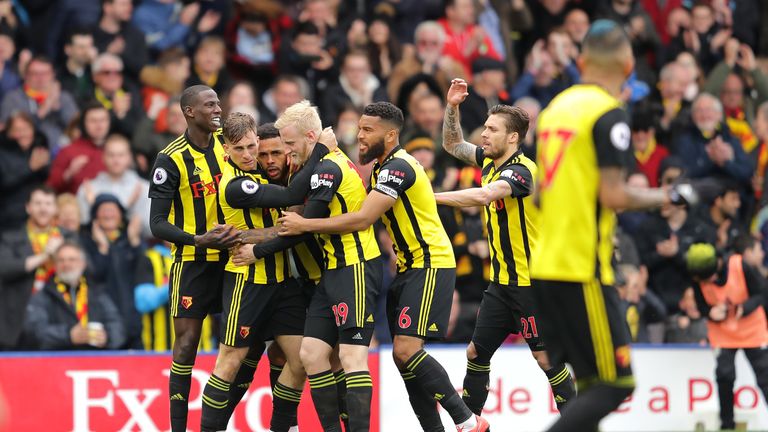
[0,0,767,352]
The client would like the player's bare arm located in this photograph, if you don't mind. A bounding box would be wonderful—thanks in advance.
[278,191,396,236]
[435,180,512,207]
[443,79,480,167]
[599,167,698,210]
[238,226,280,245]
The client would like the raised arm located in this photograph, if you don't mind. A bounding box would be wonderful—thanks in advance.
[443,79,482,167]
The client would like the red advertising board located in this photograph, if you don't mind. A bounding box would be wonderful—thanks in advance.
[0,352,380,432]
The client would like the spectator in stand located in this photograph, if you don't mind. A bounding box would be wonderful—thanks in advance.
[320,50,387,126]
[225,8,282,90]
[298,0,344,53]
[90,53,144,138]
[139,48,190,123]
[676,51,703,103]
[674,93,753,194]
[615,264,666,343]
[387,20,465,102]
[653,61,692,150]
[752,102,768,207]
[47,103,110,195]
[0,186,74,350]
[24,241,126,350]
[736,235,767,278]
[259,74,309,123]
[704,39,768,154]
[563,8,589,48]
[664,2,730,73]
[402,93,444,145]
[58,28,97,107]
[664,287,708,344]
[0,55,78,152]
[664,7,690,46]
[276,21,334,101]
[366,3,402,85]
[514,96,541,160]
[132,240,173,351]
[640,0,683,45]
[396,73,444,122]
[80,194,143,349]
[524,0,572,54]
[0,29,21,104]
[0,112,50,232]
[186,36,234,96]
[132,97,186,177]
[687,242,768,431]
[44,0,101,62]
[713,0,760,51]
[223,81,257,117]
[335,105,361,160]
[438,0,501,78]
[94,0,149,84]
[702,183,746,253]
[483,0,533,81]
[598,0,659,82]
[510,38,574,109]
[459,56,510,134]
[56,194,82,234]
[632,105,669,187]
[133,0,220,55]
[634,159,716,314]
[77,134,150,237]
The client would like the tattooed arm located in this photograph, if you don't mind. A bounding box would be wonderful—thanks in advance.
[443,79,481,167]
[239,227,279,245]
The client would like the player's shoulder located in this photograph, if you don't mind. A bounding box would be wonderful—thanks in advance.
[511,153,537,174]
[160,134,189,156]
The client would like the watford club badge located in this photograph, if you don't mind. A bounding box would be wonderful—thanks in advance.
[181,296,193,310]
[240,326,250,339]
[615,345,631,368]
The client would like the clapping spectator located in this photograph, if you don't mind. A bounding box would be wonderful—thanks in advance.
[664,287,708,344]
[56,193,82,233]
[563,8,589,48]
[0,55,78,152]
[80,194,143,349]
[511,38,575,109]
[24,241,126,350]
[277,21,334,101]
[94,0,149,84]
[132,96,186,176]
[652,61,692,150]
[632,105,669,187]
[438,0,501,78]
[616,264,666,343]
[77,134,150,237]
[47,103,110,194]
[139,48,190,122]
[665,2,730,73]
[598,0,659,82]
[133,0,219,55]
[90,53,144,138]
[459,56,510,134]
[186,36,234,96]
[702,183,746,252]
[57,28,97,107]
[0,187,74,350]
[0,112,50,232]
[320,50,387,126]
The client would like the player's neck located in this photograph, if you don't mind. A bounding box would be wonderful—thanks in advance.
[580,70,624,99]
[377,141,399,164]
[493,144,520,169]
[186,127,212,149]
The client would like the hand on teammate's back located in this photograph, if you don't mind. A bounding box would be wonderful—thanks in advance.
[194,224,240,249]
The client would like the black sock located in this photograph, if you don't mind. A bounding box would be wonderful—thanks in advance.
[717,379,736,429]
[547,382,634,432]
[546,364,576,412]
[200,374,231,431]
[345,371,373,432]
[308,370,342,431]
[334,369,350,429]
[271,382,303,432]
[223,357,259,422]
[406,350,473,425]
[462,359,491,416]
[270,361,284,390]
[169,361,193,432]
[401,370,445,432]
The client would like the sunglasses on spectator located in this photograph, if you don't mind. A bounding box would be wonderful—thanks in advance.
[417,40,441,47]
[98,69,122,75]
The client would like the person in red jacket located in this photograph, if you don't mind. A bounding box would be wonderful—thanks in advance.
[687,241,768,431]
[47,103,110,194]
[632,105,669,187]
[438,0,501,79]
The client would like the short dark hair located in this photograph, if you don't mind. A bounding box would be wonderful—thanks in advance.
[157,47,189,67]
[582,20,631,68]
[734,235,759,255]
[257,122,280,140]
[27,185,56,203]
[488,104,529,137]
[65,27,94,46]
[293,21,320,39]
[362,102,404,131]
[24,55,53,75]
[180,85,214,112]
[223,112,256,144]
[79,101,110,137]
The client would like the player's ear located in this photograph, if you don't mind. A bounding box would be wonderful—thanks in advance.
[508,131,519,146]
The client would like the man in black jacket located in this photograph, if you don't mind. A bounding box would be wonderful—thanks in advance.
[0,186,74,350]
[24,241,125,350]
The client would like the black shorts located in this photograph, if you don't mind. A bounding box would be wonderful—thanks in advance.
[532,279,634,388]
[387,268,455,339]
[305,258,383,347]
[168,260,225,319]
[220,273,307,348]
[473,282,546,352]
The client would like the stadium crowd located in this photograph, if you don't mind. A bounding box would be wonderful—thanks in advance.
[0,0,766,353]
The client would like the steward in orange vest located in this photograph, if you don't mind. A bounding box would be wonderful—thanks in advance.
[687,242,768,431]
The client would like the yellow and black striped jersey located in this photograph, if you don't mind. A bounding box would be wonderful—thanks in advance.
[531,84,634,285]
[292,240,324,283]
[475,148,537,286]
[148,130,227,262]
[370,146,455,272]
[219,160,289,284]
[307,149,381,269]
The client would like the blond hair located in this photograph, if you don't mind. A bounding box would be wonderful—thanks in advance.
[274,100,322,137]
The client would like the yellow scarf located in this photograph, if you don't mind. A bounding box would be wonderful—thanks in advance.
[634,135,657,164]
[94,88,126,111]
[726,114,758,153]
[28,224,61,292]
[195,66,219,88]
[56,276,88,326]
